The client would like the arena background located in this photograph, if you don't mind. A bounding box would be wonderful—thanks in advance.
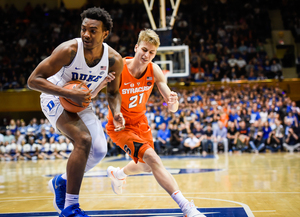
[0,1,300,216]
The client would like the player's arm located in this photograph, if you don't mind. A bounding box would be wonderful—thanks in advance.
[91,72,115,99]
[27,39,91,105]
[106,47,125,131]
[153,63,179,113]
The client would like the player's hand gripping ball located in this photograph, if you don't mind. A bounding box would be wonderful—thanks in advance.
[59,80,90,113]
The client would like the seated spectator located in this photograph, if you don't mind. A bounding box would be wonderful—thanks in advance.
[145,107,155,125]
[284,111,298,128]
[0,132,4,146]
[228,54,237,68]
[35,128,49,144]
[3,130,15,144]
[7,119,18,135]
[49,137,64,159]
[22,138,35,160]
[183,132,202,155]
[18,120,27,135]
[154,110,164,129]
[221,74,230,83]
[169,123,183,154]
[58,137,69,158]
[259,107,269,124]
[270,60,283,79]
[201,124,214,156]
[266,119,284,152]
[47,127,59,142]
[249,130,265,154]
[66,138,74,155]
[227,121,238,152]
[262,121,273,141]
[250,104,261,123]
[9,139,23,160]
[14,130,25,146]
[283,126,300,153]
[2,141,14,161]
[213,121,228,154]
[39,138,52,159]
[235,120,250,153]
[155,123,171,155]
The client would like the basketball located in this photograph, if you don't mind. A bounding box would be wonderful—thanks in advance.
[59,80,90,113]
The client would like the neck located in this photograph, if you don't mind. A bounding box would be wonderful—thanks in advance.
[127,58,148,79]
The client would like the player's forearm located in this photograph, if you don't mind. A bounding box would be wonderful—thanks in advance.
[168,101,179,113]
[28,76,71,98]
[91,82,106,99]
[107,91,122,116]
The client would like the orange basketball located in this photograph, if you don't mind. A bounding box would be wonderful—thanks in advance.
[59,80,90,113]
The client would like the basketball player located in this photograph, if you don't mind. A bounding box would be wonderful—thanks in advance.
[27,7,125,217]
[105,29,205,217]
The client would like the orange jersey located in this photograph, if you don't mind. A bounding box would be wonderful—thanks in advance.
[107,57,154,125]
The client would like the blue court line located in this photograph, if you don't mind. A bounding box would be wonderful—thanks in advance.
[0,207,248,216]
[106,155,215,162]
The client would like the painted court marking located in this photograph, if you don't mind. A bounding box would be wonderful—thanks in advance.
[0,195,255,216]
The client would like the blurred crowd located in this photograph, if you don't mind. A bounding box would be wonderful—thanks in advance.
[1,83,300,161]
[2,0,296,91]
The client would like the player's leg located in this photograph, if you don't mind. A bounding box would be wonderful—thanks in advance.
[107,127,205,216]
[42,100,92,216]
[77,110,107,172]
[56,110,92,213]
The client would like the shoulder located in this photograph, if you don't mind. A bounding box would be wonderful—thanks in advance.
[152,62,162,73]
[54,39,78,56]
[50,39,78,65]
[107,45,123,67]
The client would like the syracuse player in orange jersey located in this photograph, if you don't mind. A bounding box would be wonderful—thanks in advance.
[105,29,205,217]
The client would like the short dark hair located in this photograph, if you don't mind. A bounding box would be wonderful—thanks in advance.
[80,7,113,32]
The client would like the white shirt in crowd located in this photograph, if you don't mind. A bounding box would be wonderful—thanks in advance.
[236,58,247,68]
[50,142,60,152]
[184,136,200,149]
[259,111,268,123]
[22,143,32,153]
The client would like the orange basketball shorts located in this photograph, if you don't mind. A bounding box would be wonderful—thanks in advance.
[106,117,154,163]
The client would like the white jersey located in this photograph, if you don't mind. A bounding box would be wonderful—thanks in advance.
[41,38,109,98]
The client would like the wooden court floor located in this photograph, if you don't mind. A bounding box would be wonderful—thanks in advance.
[0,153,299,217]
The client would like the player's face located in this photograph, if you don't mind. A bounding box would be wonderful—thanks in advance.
[135,41,157,65]
[81,18,109,50]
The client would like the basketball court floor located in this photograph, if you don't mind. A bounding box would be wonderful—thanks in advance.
[0,153,299,217]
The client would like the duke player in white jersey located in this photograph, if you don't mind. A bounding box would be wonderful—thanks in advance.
[27,7,125,217]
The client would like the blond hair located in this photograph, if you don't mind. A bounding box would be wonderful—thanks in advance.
[137,29,160,48]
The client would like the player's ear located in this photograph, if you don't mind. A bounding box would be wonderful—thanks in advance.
[134,44,138,52]
[103,30,109,40]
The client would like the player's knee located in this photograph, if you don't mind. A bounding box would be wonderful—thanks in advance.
[75,133,92,153]
[143,150,162,167]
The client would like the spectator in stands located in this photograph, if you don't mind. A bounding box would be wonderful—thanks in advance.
[3,130,14,144]
[155,123,171,155]
[0,132,4,145]
[183,132,201,155]
[249,130,265,154]
[235,120,250,153]
[270,60,283,79]
[202,124,214,156]
[284,111,298,128]
[14,130,25,146]
[169,123,183,154]
[213,121,228,154]
[283,126,300,153]
[7,119,17,134]
[227,121,238,152]
[47,127,59,142]
[18,120,27,135]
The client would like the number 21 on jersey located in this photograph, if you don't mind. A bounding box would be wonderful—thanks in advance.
[128,93,144,108]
